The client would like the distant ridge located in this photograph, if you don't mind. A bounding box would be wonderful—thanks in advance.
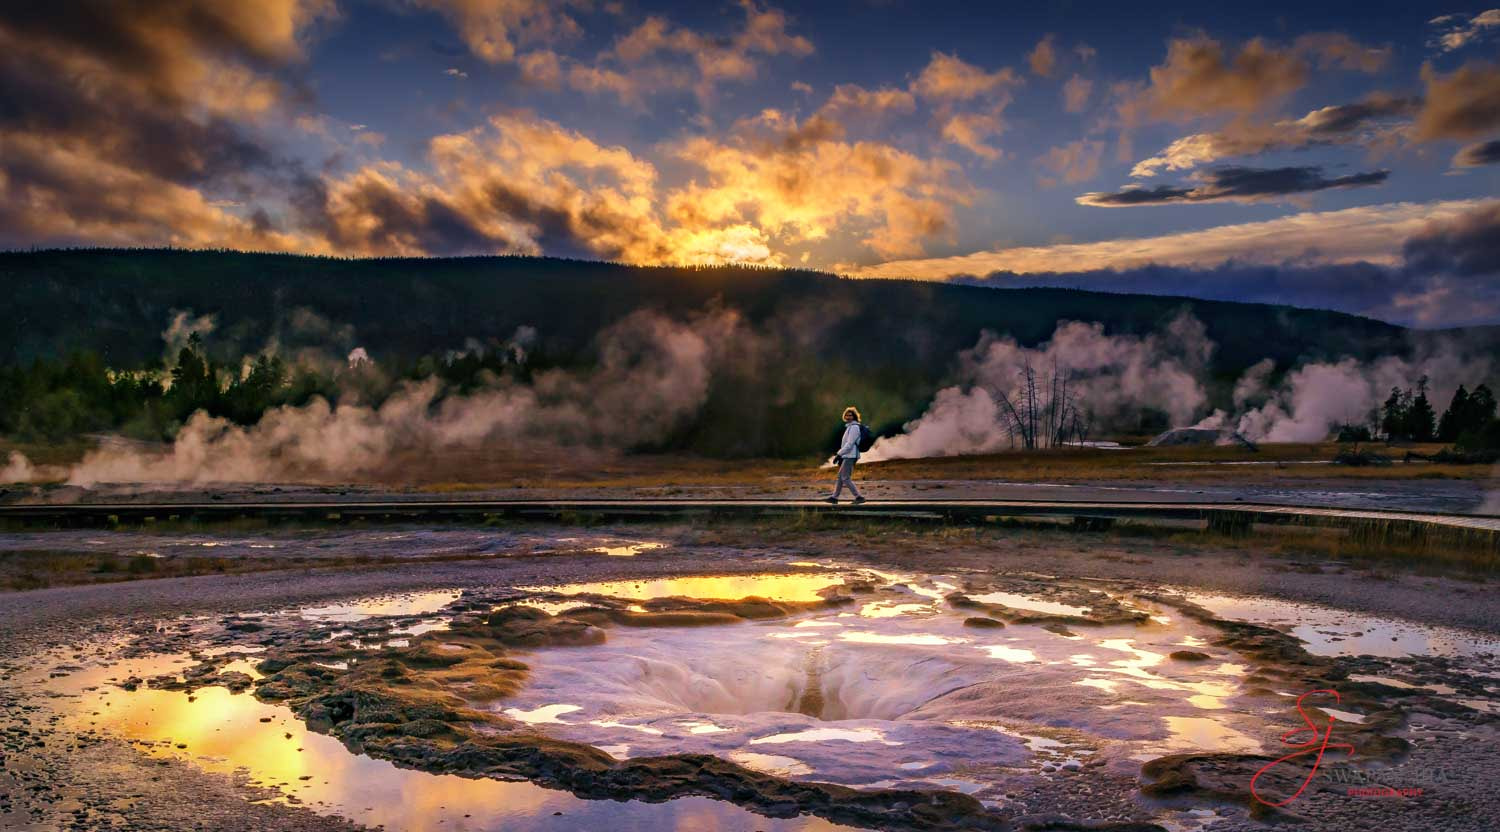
[1,248,1436,373]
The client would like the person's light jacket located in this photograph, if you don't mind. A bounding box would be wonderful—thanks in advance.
[837,421,862,460]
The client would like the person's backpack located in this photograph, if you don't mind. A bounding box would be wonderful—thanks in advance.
[857,423,876,452]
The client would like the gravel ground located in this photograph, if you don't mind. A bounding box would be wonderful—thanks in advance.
[1,520,1497,831]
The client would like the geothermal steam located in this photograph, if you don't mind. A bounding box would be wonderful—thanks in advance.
[67,309,746,484]
[1203,348,1494,443]
[864,313,1213,462]
[1,452,36,484]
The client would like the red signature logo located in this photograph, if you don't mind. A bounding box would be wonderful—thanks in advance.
[1250,688,1357,807]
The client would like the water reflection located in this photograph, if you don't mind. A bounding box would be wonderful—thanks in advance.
[966,592,1090,617]
[299,590,462,622]
[1160,716,1261,754]
[590,542,667,557]
[529,573,844,603]
[1183,592,1500,658]
[44,656,855,832]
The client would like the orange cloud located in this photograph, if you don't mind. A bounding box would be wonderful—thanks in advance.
[1062,75,1093,113]
[1038,140,1105,185]
[1413,59,1500,140]
[412,0,583,64]
[912,52,1022,101]
[940,113,1005,160]
[820,83,917,117]
[1028,34,1058,78]
[1117,33,1387,126]
[665,111,969,258]
[600,1,812,101]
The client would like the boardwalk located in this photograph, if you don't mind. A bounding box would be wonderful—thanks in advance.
[2,498,1497,547]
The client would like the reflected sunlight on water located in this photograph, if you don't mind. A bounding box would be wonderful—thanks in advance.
[526,573,844,603]
[44,656,856,832]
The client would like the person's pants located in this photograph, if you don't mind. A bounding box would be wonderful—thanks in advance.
[832,456,862,498]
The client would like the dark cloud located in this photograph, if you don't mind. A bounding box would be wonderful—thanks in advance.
[955,261,1411,317]
[1297,94,1420,135]
[0,1,328,248]
[1453,139,1500,168]
[1129,93,1417,177]
[291,170,509,257]
[1079,165,1388,207]
[1404,202,1500,277]
[954,202,1500,327]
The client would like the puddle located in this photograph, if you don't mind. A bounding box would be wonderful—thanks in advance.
[39,571,1481,827]
[494,573,1279,793]
[1181,592,1500,658]
[1156,717,1262,755]
[591,541,667,557]
[966,592,1091,617]
[298,590,462,622]
[525,573,844,603]
[28,655,854,832]
[390,619,451,636]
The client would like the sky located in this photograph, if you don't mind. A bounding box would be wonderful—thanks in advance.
[1,1,1498,326]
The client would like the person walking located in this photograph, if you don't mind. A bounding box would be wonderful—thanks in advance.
[825,406,867,504]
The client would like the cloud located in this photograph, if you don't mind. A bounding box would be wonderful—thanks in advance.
[1062,75,1093,113]
[1028,34,1058,78]
[1130,93,1419,176]
[1413,59,1500,140]
[1428,9,1500,53]
[1454,138,1500,167]
[1077,165,1388,207]
[0,0,335,250]
[819,83,917,117]
[912,52,1021,101]
[600,1,812,102]
[289,106,966,266]
[940,112,1005,160]
[1117,33,1388,126]
[907,52,1021,158]
[517,49,562,86]
[1403,201,1500,277]
[1038,140,1104,185]
[295,112,690,262]
[409,0,582,64]
[665,110,969,259]
[847,199,1490,280]
[444,66,468,78]
[943,201,1500,327]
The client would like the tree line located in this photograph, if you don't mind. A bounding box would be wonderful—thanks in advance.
[1351,377,1500,454]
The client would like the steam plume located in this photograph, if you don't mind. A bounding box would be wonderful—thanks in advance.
[1,452,36,483]
[865,312,1213,462]
[67,308,747,485]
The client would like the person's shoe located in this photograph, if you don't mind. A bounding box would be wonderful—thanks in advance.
[823,496,839,504]
[852,496,867,504]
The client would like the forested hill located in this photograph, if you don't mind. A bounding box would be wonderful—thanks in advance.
[1,248,1424,374]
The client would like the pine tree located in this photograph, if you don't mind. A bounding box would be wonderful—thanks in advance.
[1380,387,1406,441]
[1406,376,1436,443]
[1438,385,1470,442]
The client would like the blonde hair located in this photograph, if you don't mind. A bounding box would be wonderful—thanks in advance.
[843,406,861,422]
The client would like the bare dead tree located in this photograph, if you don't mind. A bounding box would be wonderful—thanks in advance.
[994,361,1088,450]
